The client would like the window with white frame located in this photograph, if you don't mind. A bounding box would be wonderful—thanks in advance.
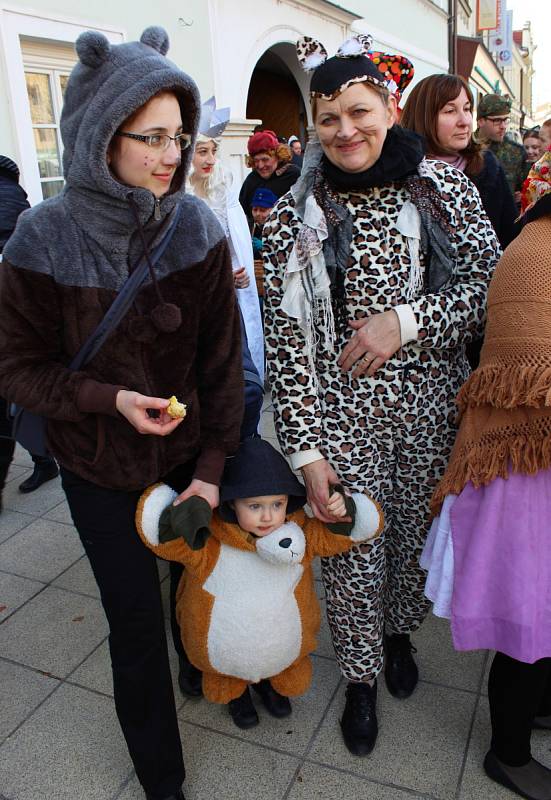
[20,39,76,200]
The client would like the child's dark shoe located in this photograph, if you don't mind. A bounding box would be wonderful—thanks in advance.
[228,687,259,729]
[252,679,292,718]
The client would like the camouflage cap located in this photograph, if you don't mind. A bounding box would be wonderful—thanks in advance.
[478,94,512,118]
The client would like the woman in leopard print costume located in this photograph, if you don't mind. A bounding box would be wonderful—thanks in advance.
[263,34,500,756]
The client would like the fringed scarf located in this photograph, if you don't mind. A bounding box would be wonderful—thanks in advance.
[431,209,551,515]
[284,126,455,374]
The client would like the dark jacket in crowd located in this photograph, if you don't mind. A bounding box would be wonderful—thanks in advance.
[239,163,301,224]
[471,149,517,250]
[465,149,517,370]
[0,160,30,253]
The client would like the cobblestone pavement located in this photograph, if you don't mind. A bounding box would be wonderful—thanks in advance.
[0,404,537,799]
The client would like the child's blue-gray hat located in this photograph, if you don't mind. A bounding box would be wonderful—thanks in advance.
[218,437,306,523]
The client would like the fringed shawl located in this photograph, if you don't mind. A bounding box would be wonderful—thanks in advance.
[431,213,551,515]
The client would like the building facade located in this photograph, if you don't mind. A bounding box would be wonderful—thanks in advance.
[0,0,450,205]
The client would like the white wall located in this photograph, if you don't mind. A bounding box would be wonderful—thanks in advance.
[0,0,214,201]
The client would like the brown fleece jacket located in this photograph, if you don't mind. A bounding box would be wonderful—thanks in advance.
[0,200,244,490]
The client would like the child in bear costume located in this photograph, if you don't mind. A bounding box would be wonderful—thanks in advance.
[135,438,383,728]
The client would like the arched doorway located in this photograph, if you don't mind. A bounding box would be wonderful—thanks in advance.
[246,43,308,142]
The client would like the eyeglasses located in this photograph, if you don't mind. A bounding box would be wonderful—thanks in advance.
[485,117,510,126]
[115,131,192,151]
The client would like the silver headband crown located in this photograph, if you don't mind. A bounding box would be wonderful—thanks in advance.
[198,96,231,138]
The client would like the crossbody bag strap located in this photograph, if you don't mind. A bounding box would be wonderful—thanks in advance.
[69,201,183,371]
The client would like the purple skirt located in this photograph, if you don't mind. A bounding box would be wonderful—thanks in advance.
[422,467,551,663]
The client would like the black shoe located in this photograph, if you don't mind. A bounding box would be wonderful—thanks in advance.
[177,655,203,698]
[339,680,378,756]
[145,789,186,800]
[228,687,259,729]
[18,460,59,494]
[252,679,292,718]
[384,633,418,699]
[483,750,551,800]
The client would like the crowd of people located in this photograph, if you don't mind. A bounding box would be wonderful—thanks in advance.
[0,24,550,800]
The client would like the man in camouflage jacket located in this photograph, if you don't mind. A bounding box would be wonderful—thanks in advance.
[475,94,530,203]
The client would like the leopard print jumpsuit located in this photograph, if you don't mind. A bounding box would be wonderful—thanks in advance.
[263,162,500,682]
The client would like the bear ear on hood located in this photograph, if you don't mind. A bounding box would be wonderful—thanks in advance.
[140,26,170,56]
[76,31,111,68]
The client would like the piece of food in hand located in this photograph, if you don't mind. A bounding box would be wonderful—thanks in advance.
[166,396,187,419]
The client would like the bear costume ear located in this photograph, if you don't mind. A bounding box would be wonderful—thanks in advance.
[296,36,328,72]
[140,26,170,55]
[76,31,111,68]
[336,34,373,58]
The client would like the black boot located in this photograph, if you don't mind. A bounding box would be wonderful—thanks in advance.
[18,456,59,494]
[252,679,292,718]
[340,680,378,756]
[177,653,203,698]
[384,633,418,699]
[145,789,186,800]
[484,751,551,800]
[228,687,259,729]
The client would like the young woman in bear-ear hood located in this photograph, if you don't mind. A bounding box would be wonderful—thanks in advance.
[0,27,244,800]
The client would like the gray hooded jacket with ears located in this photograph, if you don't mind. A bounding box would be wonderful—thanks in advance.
[0,27,244,490]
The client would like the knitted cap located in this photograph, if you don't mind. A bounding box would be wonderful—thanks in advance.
[478,94,511,118]
[218,438,306,523]
[61,26,200,199]
[247,130,279,155]
[251,188,278,208]
[0,155,20,179]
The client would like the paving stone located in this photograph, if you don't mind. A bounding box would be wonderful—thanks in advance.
[1,472,65,515]
[308,679,476,799]
[0,683,131,800]
[12,444,33,468]
[181,655,341,755]
[459,699,551,798]
[0,572,45,620]
[43,499,74,525]
[287,762,423,799]
[157,556,170,581]
[0,509,36,544]
[414,612,486,693]
[4,464,30,485]
[118,722,299,800]
[52,555,100,599]
[260,411,277,440]
[0,586,107,678]
[0,660,59,741]
[70,639,112,696]
[0,517,83,582]
[72,620,181,704]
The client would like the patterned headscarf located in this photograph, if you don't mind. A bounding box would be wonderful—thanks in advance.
[521,150,551,213]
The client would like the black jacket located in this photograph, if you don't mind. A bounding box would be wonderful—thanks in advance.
[0,170,30,253]
[239,163,301,224]
[471,149,516,250]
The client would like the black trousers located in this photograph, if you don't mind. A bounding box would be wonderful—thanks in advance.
[61,461,195,799]
[0,396,15,494]
[488,651,551,766]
